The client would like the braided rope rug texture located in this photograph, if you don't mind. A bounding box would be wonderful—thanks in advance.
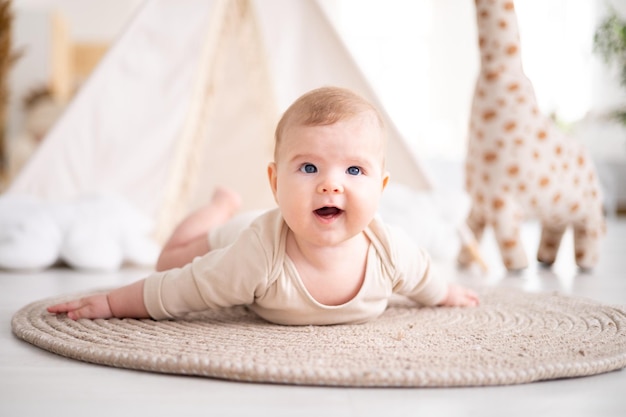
[11,288,626,387]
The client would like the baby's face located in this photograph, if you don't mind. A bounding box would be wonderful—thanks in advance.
[268,114,389,247]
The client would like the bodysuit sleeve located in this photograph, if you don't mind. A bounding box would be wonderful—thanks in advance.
[379,222,448,306]
[143,225,272,319]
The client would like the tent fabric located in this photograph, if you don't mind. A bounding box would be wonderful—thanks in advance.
[8,0,430,243]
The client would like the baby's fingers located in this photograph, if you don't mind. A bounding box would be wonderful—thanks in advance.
[465,289,480,307]
[49,294,112,320]
[47,299,84,314]
[466,293,480,307]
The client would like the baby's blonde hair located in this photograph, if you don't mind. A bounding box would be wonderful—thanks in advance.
[274,86,386,161]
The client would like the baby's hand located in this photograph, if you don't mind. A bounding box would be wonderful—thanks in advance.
[47,294,113,320]
[438,283,480,307]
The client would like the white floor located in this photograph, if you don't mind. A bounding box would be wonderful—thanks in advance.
[1,218,625,417]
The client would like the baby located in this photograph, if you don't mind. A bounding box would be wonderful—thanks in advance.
[48,86,479,325]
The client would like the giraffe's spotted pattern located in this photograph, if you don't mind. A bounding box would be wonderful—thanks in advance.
[458,0,606,271]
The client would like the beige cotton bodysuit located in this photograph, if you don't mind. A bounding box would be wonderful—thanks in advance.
[143,209,447,325]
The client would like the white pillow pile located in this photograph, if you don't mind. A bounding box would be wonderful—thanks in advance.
[0,194,160,271]
[378,184,470,262]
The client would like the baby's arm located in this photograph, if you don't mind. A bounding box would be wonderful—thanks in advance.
[438,283,479,307]
[47,280,150,320]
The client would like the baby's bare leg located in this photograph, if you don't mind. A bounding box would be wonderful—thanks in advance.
[156,187,241,271]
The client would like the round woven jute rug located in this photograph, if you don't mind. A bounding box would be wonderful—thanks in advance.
[11,287,626,387]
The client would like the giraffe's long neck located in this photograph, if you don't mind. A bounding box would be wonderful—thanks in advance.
[475,0,524,74]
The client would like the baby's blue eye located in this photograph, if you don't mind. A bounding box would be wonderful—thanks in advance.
[347,166,361,176]
[300,164,317,174]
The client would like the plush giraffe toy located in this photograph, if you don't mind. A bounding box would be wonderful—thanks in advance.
[458,0,605,271]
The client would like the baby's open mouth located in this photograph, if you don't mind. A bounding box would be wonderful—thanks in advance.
[314,206,343,219]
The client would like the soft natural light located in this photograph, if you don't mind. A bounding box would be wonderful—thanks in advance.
[320,0,614,160]
[318,0,433,155]
[516,0,597,123]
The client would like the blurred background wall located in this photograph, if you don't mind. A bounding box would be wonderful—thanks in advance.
[7,0,626,211]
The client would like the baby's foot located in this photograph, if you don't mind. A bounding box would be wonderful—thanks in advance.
[211,187,242,220]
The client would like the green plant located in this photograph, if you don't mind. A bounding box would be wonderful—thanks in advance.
[593,7,626,125]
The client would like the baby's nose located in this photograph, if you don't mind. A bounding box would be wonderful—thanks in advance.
[317,178,344,194]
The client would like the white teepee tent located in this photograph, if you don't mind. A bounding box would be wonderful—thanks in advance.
[7,0,431,244]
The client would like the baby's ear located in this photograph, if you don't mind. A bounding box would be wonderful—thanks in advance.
[267,162,278,199]
[382,171,390,190]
